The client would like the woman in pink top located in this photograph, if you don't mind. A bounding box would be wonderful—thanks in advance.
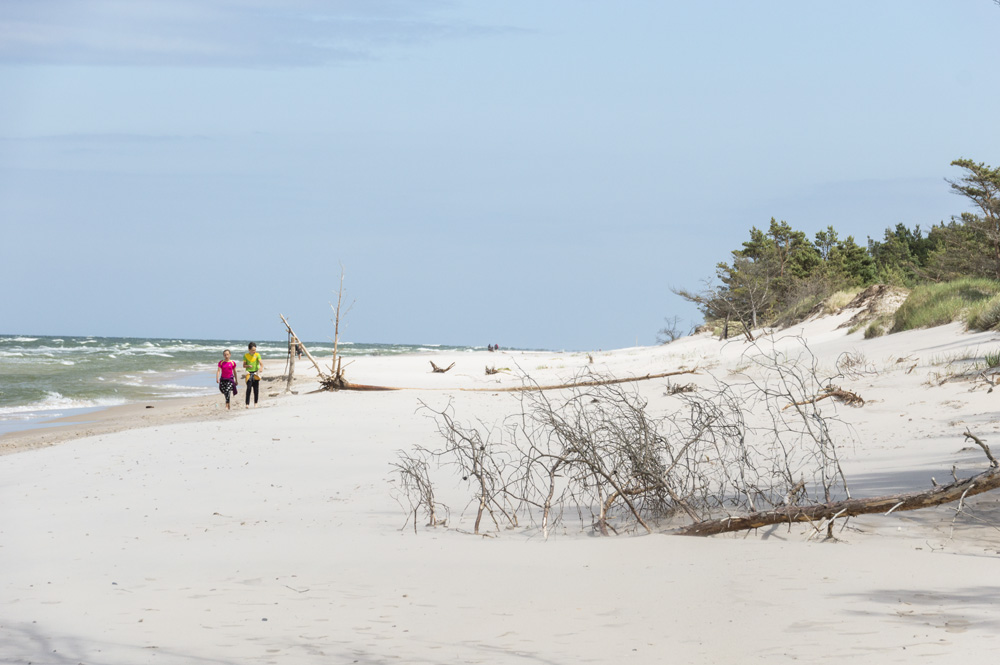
[216,349,238,410]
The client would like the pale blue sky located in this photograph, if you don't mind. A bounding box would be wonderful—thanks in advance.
[2,1,999,350]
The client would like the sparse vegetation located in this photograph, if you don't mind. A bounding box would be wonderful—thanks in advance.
[656,315,687,344]
[823,289,862,315]
[890,278,1000,333]
[863,316,892,339]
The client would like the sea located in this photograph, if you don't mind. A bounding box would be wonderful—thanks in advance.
[0,335,484,436]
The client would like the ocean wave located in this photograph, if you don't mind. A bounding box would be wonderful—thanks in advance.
[0,392,127,418]
[114,349,176,358]
[0,336,39,342]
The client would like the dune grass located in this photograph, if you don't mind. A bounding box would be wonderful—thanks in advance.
[966,292,1000,331]
[891,278,1000,333]
[822,288,862,315]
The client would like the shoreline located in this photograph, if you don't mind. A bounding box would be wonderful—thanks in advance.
[0,347,551,455]
[0,375,296,456]
[0,394,225,455]
[0,335,505,450]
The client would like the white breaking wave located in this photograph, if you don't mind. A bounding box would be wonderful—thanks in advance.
[0,391,127,418]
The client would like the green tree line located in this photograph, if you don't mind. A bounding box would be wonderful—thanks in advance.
[674,158,1000,339]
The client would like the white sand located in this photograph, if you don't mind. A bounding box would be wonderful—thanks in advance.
[3,313,1000,664]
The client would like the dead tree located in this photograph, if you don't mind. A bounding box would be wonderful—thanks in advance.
[390,450,448,533]
[396,340,857,538]
[425,403,519,535]
[326,264,355,389]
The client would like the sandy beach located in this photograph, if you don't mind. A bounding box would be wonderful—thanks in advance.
[3,309,1000,664]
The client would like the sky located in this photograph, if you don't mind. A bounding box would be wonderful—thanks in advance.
[2,1,1000,351]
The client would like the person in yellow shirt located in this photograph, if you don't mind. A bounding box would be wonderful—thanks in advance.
[243,342,264,408]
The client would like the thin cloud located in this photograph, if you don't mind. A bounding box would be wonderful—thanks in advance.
[0,0,518,67]
[0,132,213,143]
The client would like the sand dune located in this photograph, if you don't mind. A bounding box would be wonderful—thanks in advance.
[3,309,1000,663]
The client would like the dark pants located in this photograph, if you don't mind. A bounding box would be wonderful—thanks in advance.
[245,373,260,405]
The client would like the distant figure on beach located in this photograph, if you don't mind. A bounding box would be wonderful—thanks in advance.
[243,342,263,408]
[216,349,238,410]
[488,344,494,352]
[296,342,303,359]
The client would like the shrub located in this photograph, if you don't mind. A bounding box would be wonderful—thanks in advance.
[986,350,1000,369]
[864,319,888,339]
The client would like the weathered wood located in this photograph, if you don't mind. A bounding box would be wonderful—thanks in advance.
[487,368,698,393]
[678,460,1000,536]
[783,386,864,410]
[279,314,327,380]
[285,335,297,393]
[430,361,455,373]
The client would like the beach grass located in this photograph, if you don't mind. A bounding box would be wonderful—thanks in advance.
[890,278,1000,333]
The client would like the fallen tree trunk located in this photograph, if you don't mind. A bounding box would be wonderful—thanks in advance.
[310,382,399,393]
[487,368,698,393]
[679,458,1000,536]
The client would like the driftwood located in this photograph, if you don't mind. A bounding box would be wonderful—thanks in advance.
[313,382,399,392]
[487,368,698,393]
[783,385,864,410]
[430,361,455,373]
[284,335,298,394]
[679,439,1000,536]
[485,366,510,376]
[279,314,327,380]
[323,367,699,393]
